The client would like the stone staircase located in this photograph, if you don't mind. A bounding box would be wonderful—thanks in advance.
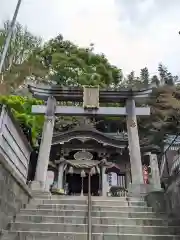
[1,195,180,240]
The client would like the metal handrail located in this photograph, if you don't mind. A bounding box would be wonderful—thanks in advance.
[159,134,180,177]
[162,134,179,157]
[87,171,92,240]
[170,153,180,175]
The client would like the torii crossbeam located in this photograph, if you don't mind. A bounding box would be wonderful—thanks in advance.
[32,105,150,116]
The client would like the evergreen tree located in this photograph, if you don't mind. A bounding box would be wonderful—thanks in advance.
[127,71,135,86]
[151,75,160,87]
[166,72,174,86]
[158,63,168,85]
[158,63,175,86]
[140,67,149,86]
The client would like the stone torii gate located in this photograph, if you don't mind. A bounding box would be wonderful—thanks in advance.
[28,85,152,195]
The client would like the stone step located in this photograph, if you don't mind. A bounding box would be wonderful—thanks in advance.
[31,192,51,199]
[32,196,145,202]
[10,223,180,235]
[19,209,166,218]
[15,215,180,226]
[2,231,180,240]
[31,199,147,207]
[26,204,153,212]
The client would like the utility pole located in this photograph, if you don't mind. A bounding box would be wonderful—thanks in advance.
[0,0,22,74]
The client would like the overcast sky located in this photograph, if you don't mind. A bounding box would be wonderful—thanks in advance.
[1,0,180,76]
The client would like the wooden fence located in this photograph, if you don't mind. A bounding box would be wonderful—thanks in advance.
[0,105,32,183]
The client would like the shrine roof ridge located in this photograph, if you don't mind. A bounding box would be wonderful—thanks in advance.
[28,84,152,102]
[51,127,161,153]
[52,127,127,148]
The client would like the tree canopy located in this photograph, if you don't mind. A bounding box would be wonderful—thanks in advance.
[0,95,44,144]
[38,34,122,87]
[0,21,48,94]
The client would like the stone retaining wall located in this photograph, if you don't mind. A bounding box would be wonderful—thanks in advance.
[145,176,180,218]
[164,176,180,218]
[0,154,32,232]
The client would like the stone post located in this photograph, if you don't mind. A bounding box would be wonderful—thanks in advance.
[45,171,54,192]
[149,153,161,190]
[101,166,107,196]
[126,98,144,185]
[57,163,64,190]
[31,96,56,191]
[126,169,132,188]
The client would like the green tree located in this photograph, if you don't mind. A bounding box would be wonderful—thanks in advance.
[0,21,41,70]
[158,63,167,85]
[39,34,122,87]
[140,67,149,86]
[150,75,160,87]
[166,72,174,86]
[120,65,180,147]
[158,63,175,86]
[0,95,44,144]
[124,71,144,90]
[127,71,135,84]
[0,21,48,93]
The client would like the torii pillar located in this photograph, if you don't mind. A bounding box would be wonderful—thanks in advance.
[30,96,56,192]
[126,99,144,183]
[126,98,148,196]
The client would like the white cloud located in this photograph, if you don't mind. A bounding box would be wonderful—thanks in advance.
[0,0,180,76]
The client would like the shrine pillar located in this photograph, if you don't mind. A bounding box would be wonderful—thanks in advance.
[57,162,64,190]
[125,168,132,187]
[101,166,107,196]
[31,96,56,192]
[148,152,161,190]
[126,98,144,186]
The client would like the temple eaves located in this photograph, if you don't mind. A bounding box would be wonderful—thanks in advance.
[28,84,152,103]
[52,127,127,148]
[51,127,160,153]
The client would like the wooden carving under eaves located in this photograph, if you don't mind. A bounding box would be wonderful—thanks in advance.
[74,117,96,131]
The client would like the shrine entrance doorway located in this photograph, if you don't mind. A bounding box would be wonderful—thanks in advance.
[84,174,99,195]
[66,173,81,195]
[66,173,100,196]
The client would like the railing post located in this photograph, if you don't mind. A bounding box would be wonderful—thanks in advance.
[88,170,92,240]
[0,105,6,132]
[165,152,170,177]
